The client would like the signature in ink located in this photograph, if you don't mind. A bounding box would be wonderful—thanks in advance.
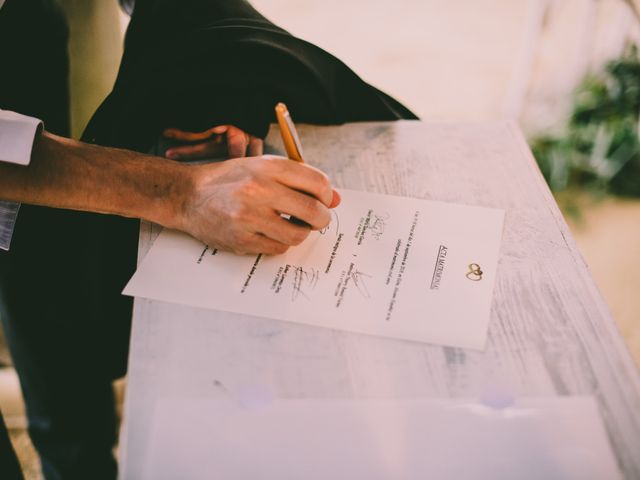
[367,212,389,240]
[319,210,341,236]
[291,266,320,302]
[350,268,372,298]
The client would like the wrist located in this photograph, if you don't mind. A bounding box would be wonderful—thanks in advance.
[151,161,196,231]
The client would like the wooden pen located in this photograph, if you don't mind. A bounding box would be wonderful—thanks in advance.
[275,102,305,163]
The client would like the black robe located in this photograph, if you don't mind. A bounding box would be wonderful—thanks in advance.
[83,0,417,151]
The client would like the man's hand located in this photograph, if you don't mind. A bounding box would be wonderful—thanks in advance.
[175,155,341,255]
[163,125,263,160]
[0,132,338,257]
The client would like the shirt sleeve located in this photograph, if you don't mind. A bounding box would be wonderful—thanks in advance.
[0,109,44,250]
[0,109,43,166]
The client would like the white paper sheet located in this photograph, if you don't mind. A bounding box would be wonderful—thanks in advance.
[140,396,622,480]
[124,189,504,349]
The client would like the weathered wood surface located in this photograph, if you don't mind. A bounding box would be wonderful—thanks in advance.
[120,121,640,479]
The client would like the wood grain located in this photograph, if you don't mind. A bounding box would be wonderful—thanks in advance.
[121,121,640,479]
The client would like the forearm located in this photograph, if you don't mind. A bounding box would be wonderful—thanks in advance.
[0,131,191,228]
[0,129,339,255]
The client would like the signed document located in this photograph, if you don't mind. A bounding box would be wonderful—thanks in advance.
[124,189,504,349]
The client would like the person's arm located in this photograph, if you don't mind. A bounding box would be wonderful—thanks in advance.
[0,131,340,255]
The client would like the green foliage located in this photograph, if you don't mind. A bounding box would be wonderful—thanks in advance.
[531,45,640,198]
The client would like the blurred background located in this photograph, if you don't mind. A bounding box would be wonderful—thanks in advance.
[1,0,639,477]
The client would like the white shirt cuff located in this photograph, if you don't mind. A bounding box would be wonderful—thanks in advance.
[0,109,43,166]
[0,109,44,250]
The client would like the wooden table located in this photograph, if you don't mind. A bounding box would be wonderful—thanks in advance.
[120,121,640,479]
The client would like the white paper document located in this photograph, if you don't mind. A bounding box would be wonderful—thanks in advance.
[140,396,621,480]
[124,189,504,349]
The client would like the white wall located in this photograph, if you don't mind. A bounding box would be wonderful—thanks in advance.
[253,0,640,133]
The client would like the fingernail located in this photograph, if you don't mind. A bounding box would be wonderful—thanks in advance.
[166,150,178,159]
[331,189,341,207]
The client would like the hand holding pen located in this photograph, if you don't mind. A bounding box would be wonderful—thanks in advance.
[171,103,340,255]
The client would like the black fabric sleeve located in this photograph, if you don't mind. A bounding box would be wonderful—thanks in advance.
[83,0,418,152]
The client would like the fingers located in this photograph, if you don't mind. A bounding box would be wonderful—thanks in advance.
[329,189,341,208]
[268,181,331,231]
[166,139,226,160]
[223,209,311,254]
[254,157,335,208]
[248,136,264,156]
[205,230,290,256]
[163,126,227,142]
[253,210,311,246]
[165,126,263,159]
[233,233,290,256]
[227,133,262,158]
[226,128,250,158]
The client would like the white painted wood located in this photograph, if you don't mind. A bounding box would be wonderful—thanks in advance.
[120,121,640,479]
